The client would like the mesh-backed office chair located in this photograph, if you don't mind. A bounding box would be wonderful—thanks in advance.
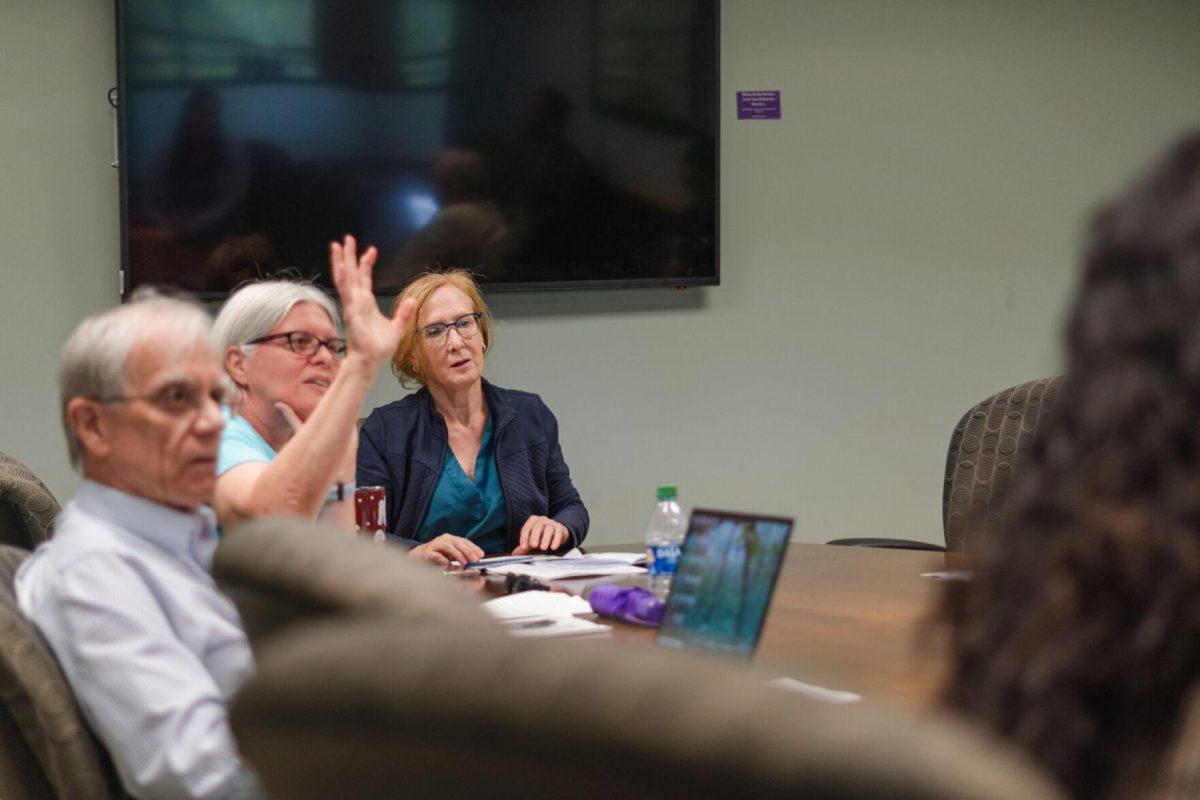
[826,536,946,552]
[0,452,59,550]
[942,377,1064,552]
[0,546,124,799]
[829,377,1064,553]
[212,517,494,654]
[231,615,1065,800]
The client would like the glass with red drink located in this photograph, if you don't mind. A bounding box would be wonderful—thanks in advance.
[354,486,388,543]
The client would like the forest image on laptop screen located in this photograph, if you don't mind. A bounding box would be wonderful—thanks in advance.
[659,512,792,657]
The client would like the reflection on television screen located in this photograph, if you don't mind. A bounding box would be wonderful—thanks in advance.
[119,0,718,295]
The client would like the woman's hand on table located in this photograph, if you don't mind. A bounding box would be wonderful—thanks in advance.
[512,516,570,555]
[409,533,484,568]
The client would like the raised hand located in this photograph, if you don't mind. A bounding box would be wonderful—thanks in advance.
[329,235,417,366]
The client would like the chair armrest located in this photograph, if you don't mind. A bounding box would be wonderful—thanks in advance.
[826,538,946,552]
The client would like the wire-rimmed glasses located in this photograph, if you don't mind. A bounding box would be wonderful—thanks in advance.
[421,312,482,348]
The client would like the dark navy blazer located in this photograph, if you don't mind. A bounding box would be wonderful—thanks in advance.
[357,381,589,551]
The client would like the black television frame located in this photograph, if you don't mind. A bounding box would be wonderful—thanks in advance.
[114,0,720,300]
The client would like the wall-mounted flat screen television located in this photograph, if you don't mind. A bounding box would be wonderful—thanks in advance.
[117,0,719,297]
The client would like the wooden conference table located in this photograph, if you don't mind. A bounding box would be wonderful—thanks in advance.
[484,542,954,711]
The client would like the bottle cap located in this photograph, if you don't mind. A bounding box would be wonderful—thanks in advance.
[656,485,677,500]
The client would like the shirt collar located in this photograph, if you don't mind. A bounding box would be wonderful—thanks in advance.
[481,380,518,430]
[422,380,518,433]
[222,405,277,458]
[74,479,219,570]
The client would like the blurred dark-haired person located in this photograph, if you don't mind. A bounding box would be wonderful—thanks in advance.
[210,236,413,533]
[154,89,250,244]
[942,131,1200,800]
[357,269,588,567]
[16,290,262,799]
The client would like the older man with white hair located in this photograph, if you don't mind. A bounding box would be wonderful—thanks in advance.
[15,289,262,799]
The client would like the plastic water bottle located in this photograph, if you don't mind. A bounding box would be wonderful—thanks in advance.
[645,485,686,599]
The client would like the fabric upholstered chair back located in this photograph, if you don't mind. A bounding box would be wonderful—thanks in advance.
[231,616,1066,800]
[942,378,1064,551]
[212,517,494,656]
[0,546,123,799]
[0,452,60,550]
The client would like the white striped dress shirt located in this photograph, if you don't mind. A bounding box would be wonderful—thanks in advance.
[15,480,262,800]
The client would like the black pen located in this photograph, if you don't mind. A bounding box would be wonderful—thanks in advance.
[512,618,557,630]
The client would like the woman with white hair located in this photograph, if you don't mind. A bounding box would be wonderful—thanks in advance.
[211,235,413,531]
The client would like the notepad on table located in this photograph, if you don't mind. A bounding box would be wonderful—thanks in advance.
[484,553,646,581]
[482,591,593,622]
[505,614,611,639]
[482,592,610,639]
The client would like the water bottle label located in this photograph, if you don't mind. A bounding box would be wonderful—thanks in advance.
[647,543,681,577]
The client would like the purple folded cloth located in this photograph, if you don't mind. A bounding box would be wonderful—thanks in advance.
[588,584,665,627]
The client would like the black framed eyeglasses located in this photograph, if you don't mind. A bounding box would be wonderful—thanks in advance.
[247,331,347,358]
[422,312,482,347]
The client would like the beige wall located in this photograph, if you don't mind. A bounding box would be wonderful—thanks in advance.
[4,1,1200,545]
[1,1,120,498]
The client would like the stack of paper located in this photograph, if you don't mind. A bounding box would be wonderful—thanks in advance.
[482,591,611,639]
[472,547,586,568]
[483,552,646,582]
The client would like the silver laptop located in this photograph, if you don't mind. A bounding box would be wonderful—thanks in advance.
[656,508,794,658]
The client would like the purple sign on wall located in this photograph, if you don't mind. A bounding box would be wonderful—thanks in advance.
[737,90,781,120]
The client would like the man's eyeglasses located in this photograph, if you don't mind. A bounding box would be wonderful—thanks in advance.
[247,331,347,359]
[422,312,482,348]
[94,383,226,418]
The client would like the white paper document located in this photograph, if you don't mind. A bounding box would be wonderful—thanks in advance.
[576,552,646,565]
[767,677,862,705]
[919,570,973,582]
[482,589,610,638]
[504,614,612,639]
[484,553,647,581]
[482,591,594,622]
[474,548,584,567]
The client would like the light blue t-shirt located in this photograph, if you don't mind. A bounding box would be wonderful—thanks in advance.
[217,407,277,476]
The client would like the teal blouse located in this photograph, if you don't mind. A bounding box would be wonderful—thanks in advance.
[416,414,508,554]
